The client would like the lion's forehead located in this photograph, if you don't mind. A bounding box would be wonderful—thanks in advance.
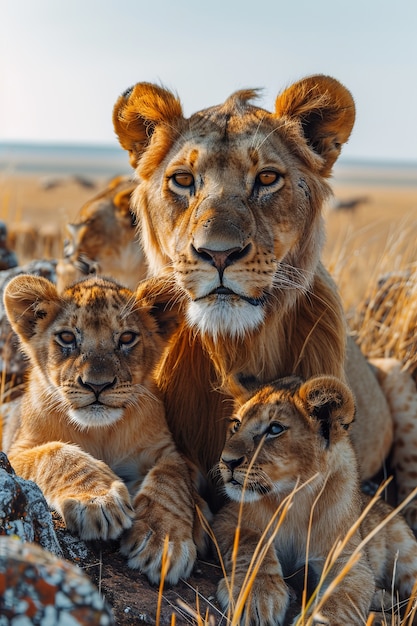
[172,124,290,174]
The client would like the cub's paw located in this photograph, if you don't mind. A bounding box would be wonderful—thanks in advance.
[402,500,417,533]
[120,510,197,584]
[62,480,134,541]
[217,573,289,626]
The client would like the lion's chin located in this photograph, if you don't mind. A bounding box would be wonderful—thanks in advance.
[68,405,124,429]
[186,297,265,339]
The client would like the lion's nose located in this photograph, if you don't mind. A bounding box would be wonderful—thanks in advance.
[221,455,245,471]
[193,244,251,277]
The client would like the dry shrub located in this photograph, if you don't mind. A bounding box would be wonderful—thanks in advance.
[7,221,63,264]
[353,265,417,383]
[325,217,417,382]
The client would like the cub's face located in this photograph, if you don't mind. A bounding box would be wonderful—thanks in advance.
[113,76,355,338]
[4,276,166,430]
[217,376,355,503]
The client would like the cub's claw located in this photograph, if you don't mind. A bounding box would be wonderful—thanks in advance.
[121,518,196,584]
[62,480,134,541]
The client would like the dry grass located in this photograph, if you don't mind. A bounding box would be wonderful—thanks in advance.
[171,480,417,626]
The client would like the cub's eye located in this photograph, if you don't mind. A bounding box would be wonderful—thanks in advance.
[172,172,194,188]
[119,330,137,346]
[229,419,241,434]
[266,422,286,437]
[56,331,76,345]
[256,171,281,186]
[119,331,138,347]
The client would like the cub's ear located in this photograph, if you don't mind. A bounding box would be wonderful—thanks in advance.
[275,75,355,176]
[135,278,182,341]
[113,83,183,168]
[298,375,355,443]
[3,275,61,343]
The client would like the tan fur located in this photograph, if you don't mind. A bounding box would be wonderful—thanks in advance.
[56,176,147,292]
[212,377,417,625]
[112,75,395,496]
[371,357,417,529]
[2,274,197,584]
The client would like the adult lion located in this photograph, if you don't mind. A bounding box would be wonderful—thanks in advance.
[112,75,408,512]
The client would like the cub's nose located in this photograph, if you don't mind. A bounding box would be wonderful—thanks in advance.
[221,455,245,471]
[78,377,117,399]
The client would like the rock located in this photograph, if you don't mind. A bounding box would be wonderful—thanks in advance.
[0,537,114,624]
[0,453,114,624]
[0,452,61,556]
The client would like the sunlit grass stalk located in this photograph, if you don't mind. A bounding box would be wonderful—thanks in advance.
[156,534,171,626]
[299,474,331,624]
[403,577,417,624]
[296,480,417,625]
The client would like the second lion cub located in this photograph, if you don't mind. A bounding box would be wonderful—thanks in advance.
[3,274,198,584]
[213,375,417,625]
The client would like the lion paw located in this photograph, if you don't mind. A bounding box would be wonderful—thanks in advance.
[121,515,196,584]
[62,480,134,540]
[217,573,289,626]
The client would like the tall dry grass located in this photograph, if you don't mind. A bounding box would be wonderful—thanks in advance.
[170,479,417,626]
[327,218,417,383]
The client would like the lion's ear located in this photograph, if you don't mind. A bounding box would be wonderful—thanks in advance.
[298,375,355,443]
[3,275,61,343]
[274,75,355,176]
[113,83,184,168]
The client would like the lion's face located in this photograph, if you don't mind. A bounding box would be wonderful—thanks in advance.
[4,275,166,430]
[113,76,355,339]
[217,376,355,503]
[135,116,322,338]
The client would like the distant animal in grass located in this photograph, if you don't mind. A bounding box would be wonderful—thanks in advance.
[331,196,369,211]
[213,375,417,626]
[56,175,147,292]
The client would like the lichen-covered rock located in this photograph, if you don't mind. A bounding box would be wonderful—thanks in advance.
[0,536,114,624]
[0,452,62,556]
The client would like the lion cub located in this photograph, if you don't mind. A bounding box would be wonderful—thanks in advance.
[213,375,417,625]
[3,274,197,584]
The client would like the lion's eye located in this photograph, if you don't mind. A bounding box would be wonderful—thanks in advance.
[119,331,138,346]
[256,171,280,186]
[266,422,286,437]
[56,331,76,345]
[172,172,194,188]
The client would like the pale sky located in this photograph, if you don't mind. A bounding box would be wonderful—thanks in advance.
[1,0,417,162]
